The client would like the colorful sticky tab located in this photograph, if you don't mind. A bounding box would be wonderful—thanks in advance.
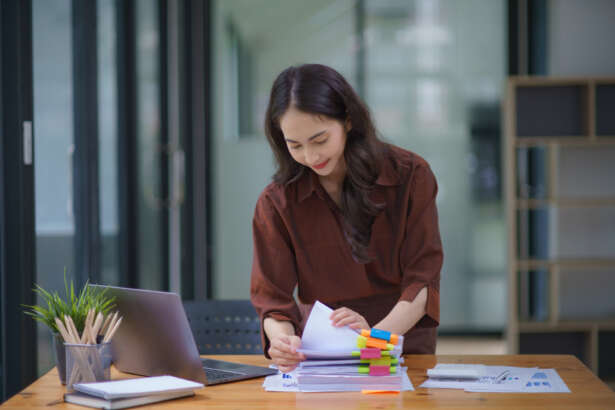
[369,365,391,376]
[361,390,400,395]
[370,328,391,341]
[360,348,381,359]
[365,337,388,350]
[360,357,397,366]
[357,335,367,348]
[357,335,393,350]
[358,364,397,375]
[360,328,400,345]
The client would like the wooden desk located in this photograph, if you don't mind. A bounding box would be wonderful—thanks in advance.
[2,355,614,409]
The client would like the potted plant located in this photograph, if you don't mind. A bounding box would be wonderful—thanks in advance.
[22,274,115,384]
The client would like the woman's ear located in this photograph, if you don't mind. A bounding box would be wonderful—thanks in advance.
[345,118,352,132]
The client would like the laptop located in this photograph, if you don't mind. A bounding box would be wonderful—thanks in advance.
[89,285,277,385]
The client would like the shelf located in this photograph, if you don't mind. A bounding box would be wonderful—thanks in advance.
[515,259,615,269]
[507,76,615,375]
[519,321,615,332]
[515,137,615,146]
[516,198,615,208]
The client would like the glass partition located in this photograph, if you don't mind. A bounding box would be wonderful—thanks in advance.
[98,0,120,286]
[32,0,75,375]
[363,0,506,329]
[212,0,507,331]
[135,0,164,290]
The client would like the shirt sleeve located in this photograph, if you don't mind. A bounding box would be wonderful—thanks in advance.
[398,162,443,328]
[250,192,302,358]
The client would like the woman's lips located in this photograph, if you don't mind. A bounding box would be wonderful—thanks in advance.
[312,159,330,170]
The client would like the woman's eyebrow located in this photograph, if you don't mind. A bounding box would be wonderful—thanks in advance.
[285,130,326,143]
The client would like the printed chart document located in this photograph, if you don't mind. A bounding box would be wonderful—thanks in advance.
[466,368,570,393]
[420,364,570,393]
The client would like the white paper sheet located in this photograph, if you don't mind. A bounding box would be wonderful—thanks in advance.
[299,357,404,368]
[299,301,359,352]
[263,368,414,392]
[73,375,203,400]
[420,365,536,392]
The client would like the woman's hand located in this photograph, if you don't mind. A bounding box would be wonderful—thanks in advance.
[330,307,369,331]
[268,334,306,373]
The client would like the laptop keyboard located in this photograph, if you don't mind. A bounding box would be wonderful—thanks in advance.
[203,367,244,382]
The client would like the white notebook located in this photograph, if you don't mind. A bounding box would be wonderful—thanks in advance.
[73,375,204,400]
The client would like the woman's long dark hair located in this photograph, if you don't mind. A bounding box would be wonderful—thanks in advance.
[264,64,387,263]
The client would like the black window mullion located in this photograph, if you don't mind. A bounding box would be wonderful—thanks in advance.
[180,0,194,300]
[508,0,547,76]
[116,0,138,288]
[187,0,211,300]
[160,0,170,292]
[72,0,101,287]
[0,0,37,400]
[528,0,547,75]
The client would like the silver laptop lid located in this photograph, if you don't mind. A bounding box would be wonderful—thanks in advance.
[89,285,207,384]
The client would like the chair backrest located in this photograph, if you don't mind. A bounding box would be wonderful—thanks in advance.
[183,300,263,354]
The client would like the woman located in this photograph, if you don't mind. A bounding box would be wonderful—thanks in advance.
[250,64,443,373]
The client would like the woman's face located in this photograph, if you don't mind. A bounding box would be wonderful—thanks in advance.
[279,106,348,178]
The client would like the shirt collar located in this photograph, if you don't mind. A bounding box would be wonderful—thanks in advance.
[374,154,401,186]
[297,169,320,203]
[296,154,401,203]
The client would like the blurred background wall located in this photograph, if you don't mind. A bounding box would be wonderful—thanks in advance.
[211,0,507,335]
[1,0,615,401]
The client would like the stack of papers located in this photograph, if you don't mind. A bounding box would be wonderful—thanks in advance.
[64,375,203,409]
[420,364,570,393]
[264,301,413,392]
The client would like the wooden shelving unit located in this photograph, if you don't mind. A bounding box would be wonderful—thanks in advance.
[505,77,615,381]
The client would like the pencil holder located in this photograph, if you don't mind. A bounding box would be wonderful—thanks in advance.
[65,342,112,391]
[52,332,67,385]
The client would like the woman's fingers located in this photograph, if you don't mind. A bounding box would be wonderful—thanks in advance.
[334,316,363,327]
[278,363,298,373]
[268,334,305,371]
[330,307,368,329]
[269,345,303,361]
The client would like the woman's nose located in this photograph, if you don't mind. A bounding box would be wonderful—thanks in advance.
[305,147,320,165]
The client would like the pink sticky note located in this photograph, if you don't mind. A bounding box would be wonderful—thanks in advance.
[369,365,390,376]
[360,348,381,359]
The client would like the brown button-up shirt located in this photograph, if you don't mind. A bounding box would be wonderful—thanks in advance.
[250,144,443,356]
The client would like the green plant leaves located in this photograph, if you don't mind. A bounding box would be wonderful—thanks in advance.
[22,270,116,334]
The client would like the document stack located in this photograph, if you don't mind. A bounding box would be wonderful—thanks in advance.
[292,301,408,392]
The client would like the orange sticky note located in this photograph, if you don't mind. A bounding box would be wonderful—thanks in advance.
[361,390,400,395]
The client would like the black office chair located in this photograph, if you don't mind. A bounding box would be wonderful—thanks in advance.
[183,300,263,354]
